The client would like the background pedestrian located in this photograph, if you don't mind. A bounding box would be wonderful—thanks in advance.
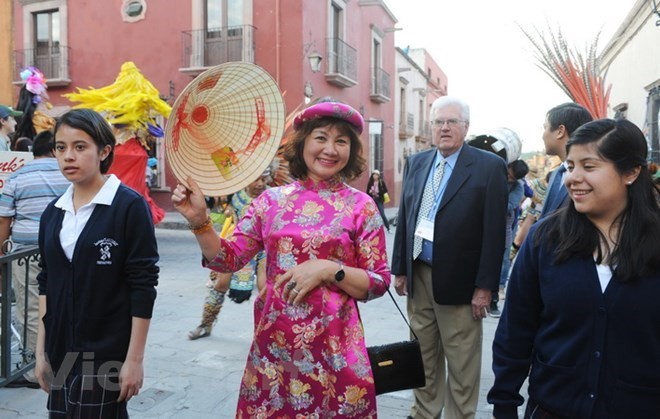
[366,169,391,232]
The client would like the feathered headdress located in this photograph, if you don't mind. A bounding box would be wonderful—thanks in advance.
[20,66,49,104]
[64,62,172,143]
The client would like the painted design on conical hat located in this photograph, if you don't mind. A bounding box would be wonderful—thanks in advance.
[165,62,285,196]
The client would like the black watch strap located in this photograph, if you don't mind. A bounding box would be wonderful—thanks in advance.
[334,261,345,282]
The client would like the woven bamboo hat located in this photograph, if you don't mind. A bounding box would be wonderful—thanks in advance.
[165,62,285,196]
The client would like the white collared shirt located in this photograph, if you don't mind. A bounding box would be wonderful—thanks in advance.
[54,174,121,261]
[595,262,613,293]
[559,161,568,185]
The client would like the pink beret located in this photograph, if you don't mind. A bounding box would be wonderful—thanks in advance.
[293,101,364,134]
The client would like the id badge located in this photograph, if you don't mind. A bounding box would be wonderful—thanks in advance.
[415,218,435,242]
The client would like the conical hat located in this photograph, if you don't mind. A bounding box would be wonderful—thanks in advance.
[165,62,285,196]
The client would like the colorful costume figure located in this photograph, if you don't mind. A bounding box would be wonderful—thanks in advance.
[14,67,55,144]
[63,62,171,224]
[227,188,265,303]
[190,188,265,339]
[206,178,389,418]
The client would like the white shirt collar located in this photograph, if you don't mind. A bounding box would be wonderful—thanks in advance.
[55,174,121,212]
[436,145,462,169]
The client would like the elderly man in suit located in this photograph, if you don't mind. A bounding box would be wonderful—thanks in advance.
[391,96,508,419]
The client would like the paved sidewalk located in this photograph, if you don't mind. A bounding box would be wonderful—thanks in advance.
[0,210,509,418]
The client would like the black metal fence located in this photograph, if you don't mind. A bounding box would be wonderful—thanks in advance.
[0,246,40,387]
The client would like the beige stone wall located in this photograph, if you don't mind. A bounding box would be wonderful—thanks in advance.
[0,0,14,105]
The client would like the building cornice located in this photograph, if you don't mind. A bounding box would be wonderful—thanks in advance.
[599,0,651,67]
[358,0,398,23]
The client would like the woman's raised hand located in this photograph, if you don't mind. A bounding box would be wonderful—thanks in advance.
[171,176,208,225]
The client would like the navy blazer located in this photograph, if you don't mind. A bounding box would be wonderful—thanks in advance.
[489,222,660,418]
[391,145,508,305]
[540,167,568,218]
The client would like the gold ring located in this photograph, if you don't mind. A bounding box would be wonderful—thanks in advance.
[291,289,299,295]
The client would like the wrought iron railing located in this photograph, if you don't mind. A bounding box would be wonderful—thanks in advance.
[181,25,255,68]
[13,46,70,81]
[371,67,391,99]
[0,246,40,387]
[326,38,357,82]
[399,112,414,137]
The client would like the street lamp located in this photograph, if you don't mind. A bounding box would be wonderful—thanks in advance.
[308,52,323,73]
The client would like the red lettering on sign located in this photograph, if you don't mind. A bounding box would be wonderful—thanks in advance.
[0,157,26,174]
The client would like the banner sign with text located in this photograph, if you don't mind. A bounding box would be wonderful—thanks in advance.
[0,152,34,193]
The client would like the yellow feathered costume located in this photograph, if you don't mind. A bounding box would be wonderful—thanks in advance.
[64,62,171,137]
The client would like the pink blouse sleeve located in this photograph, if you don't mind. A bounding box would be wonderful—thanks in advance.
[354,197,391,300]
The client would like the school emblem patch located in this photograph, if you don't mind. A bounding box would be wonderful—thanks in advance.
[94,238,118,265]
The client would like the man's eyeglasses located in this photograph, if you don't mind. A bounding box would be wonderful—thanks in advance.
[432,118,466,128]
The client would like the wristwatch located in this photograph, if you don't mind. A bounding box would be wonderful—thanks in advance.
[334,261,345,282]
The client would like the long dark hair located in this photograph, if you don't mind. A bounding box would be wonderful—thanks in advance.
[535,119,660,281]
[13,86,37,142]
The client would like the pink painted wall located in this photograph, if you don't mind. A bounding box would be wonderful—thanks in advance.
[254,0,305,112]
[255,0,397,201]
[13,0,192,109]
[12,0,398,208]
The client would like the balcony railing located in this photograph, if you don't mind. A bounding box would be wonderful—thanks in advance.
[399,112,414,138]
[0,246,40,387]
[325,38,357,88]
[419,120,432,140]
[13,46,71,85]
[181,25,255,74]
[370,67,390,103]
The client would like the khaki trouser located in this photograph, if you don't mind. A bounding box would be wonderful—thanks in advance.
[408,261,483,419]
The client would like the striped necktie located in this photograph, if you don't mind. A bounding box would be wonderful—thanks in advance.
[413,159,446,259]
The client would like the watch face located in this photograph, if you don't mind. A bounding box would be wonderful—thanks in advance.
[335,269,345,282]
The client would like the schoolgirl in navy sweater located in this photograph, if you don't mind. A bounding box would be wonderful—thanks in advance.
[488,119,660,418]
[35,109,159,418]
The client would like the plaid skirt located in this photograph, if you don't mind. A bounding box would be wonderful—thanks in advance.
[47,371,128,419]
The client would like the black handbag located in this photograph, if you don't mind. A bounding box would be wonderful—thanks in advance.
[367,289,425,395]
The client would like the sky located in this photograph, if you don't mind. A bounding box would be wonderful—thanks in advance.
[384,0,639,152]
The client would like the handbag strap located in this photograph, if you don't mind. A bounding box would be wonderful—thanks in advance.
[384,287,419,341]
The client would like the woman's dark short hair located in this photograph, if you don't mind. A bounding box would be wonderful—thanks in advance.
[283,115,366,181]
[54,109,116,174]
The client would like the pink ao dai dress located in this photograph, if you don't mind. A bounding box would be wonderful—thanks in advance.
[206,178,391,418]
